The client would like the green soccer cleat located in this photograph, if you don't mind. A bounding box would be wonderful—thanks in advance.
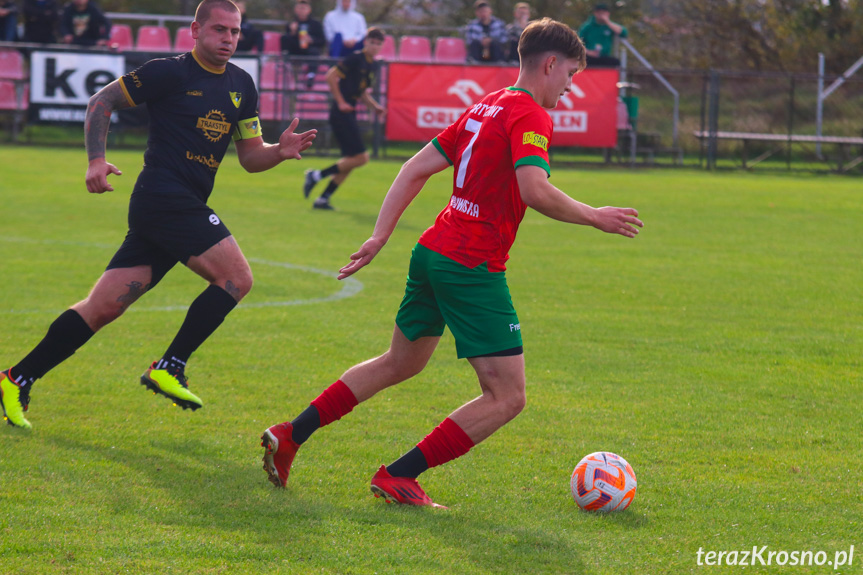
[140,362,203,411]
[1,370,32,429]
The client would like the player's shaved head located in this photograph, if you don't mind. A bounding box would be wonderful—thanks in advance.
[195,0,240,25]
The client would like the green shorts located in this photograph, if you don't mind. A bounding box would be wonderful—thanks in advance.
[395,243,522,358]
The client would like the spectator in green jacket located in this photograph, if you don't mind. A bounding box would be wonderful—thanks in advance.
[578,3,627,68]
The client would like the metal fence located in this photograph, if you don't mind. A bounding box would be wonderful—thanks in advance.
[2,39,862,174]
[617,67,863,173]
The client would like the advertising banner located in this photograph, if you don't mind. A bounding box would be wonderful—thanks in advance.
[29,51,125,123]
[27,51,259,125]
[385,63,619,148]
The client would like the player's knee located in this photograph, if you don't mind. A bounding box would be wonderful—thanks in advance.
[384,353,427,383]
[76,301,125,331]
[225,269,253,301]
[349,152,369,167]
[494,392,525,424]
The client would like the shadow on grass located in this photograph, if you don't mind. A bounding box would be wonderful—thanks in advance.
[41,432,603,573]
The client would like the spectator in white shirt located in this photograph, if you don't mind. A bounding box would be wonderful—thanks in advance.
[323,0,367,57]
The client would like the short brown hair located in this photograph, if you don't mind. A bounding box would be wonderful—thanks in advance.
[518,17,586,71]
[366,27,385,42]
[195,0,240,25]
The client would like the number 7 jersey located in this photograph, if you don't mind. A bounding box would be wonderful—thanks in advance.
[419,86,554,272]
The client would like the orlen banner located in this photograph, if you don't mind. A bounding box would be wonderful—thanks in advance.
[385,63,618,148]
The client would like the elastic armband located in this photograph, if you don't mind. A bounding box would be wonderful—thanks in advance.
[233,116,262,141]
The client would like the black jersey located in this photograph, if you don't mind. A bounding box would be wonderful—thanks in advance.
[119,50,261,202]
[333,50,378,108]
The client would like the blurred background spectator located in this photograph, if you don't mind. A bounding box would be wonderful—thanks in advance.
[60,0,110,46]
[324,0,366,58]
[236,0,264,53]
[0,1,19,41]
[23,0,59,43]
[579,2,627,67]
[465,0,506,63]
[282,0,325,56]
[505,1,531,62]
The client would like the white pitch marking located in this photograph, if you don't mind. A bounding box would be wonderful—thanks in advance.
[0,237,363,314]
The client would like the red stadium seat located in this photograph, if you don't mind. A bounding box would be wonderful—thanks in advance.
[263,31,282,54]
[136,25,172,51]
[0,49,26,81]
[616,99,631,130]
[260,59,294,90]
[174,27,195,52]
[259,91,290,121]
[434,37,467,64]
[0,80,28,111]
[398,35,431,63]
[295,92,329,121]
[377,34,396,61]
[108,24,134,52]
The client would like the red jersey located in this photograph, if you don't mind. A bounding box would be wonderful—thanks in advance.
[418,87,553,272]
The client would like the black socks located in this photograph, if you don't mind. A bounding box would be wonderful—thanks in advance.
[11,309,95,386]
[160,284,238,367]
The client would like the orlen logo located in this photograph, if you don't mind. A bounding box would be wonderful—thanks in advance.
[550,82,589,132]
[417,80,487,129]
[549,111,588,133]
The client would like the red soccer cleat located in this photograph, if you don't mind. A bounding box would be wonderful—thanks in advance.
[370,465,448,509]
[261,422,300,488]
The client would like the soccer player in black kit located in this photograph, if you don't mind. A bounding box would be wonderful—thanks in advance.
[303,27,386,210]
[0,0,317,429]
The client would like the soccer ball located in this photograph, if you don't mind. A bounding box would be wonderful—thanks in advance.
[570,451,637,512]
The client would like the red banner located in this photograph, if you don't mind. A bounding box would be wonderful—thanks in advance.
[385,63,618,148]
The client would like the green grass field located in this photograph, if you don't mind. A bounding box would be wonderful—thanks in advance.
[1,145,861,574]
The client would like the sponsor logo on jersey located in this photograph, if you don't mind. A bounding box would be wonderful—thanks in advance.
[522,131,549,151]
[128,71,142,88]
[244,120,258,133]
[186,90,203,97]
[209,214,221,225]
[186,150,221,170]
[230,92,242,108]
[196,109,231,142]
[450,194,479,218]
[509,323,521,332]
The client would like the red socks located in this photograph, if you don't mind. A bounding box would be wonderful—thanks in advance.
[417,417,475,469]
[308,383,474,473]
[310,379,358,426]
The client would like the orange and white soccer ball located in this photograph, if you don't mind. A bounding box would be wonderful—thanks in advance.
[571,451,637,512]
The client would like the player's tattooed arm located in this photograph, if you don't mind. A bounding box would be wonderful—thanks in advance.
[84,80,132,193]
[85,80,132,162]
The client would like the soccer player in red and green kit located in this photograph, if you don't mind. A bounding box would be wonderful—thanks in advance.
[260,17,643,507]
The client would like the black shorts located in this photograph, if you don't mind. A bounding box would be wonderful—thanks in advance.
[329,106,366,157]
[106,190,231,288]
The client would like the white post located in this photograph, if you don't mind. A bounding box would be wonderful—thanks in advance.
[816,52,824,159]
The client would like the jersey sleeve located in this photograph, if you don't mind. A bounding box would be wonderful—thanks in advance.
[509,105,553,176]
[118,58,184,107]
[233,73,262,141]
[432,109,470,166]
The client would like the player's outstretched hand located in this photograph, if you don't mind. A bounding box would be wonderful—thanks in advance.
[338,237,385,280]
[593,207,643,238]
[278,117,318,160]
[85,158,122,194]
